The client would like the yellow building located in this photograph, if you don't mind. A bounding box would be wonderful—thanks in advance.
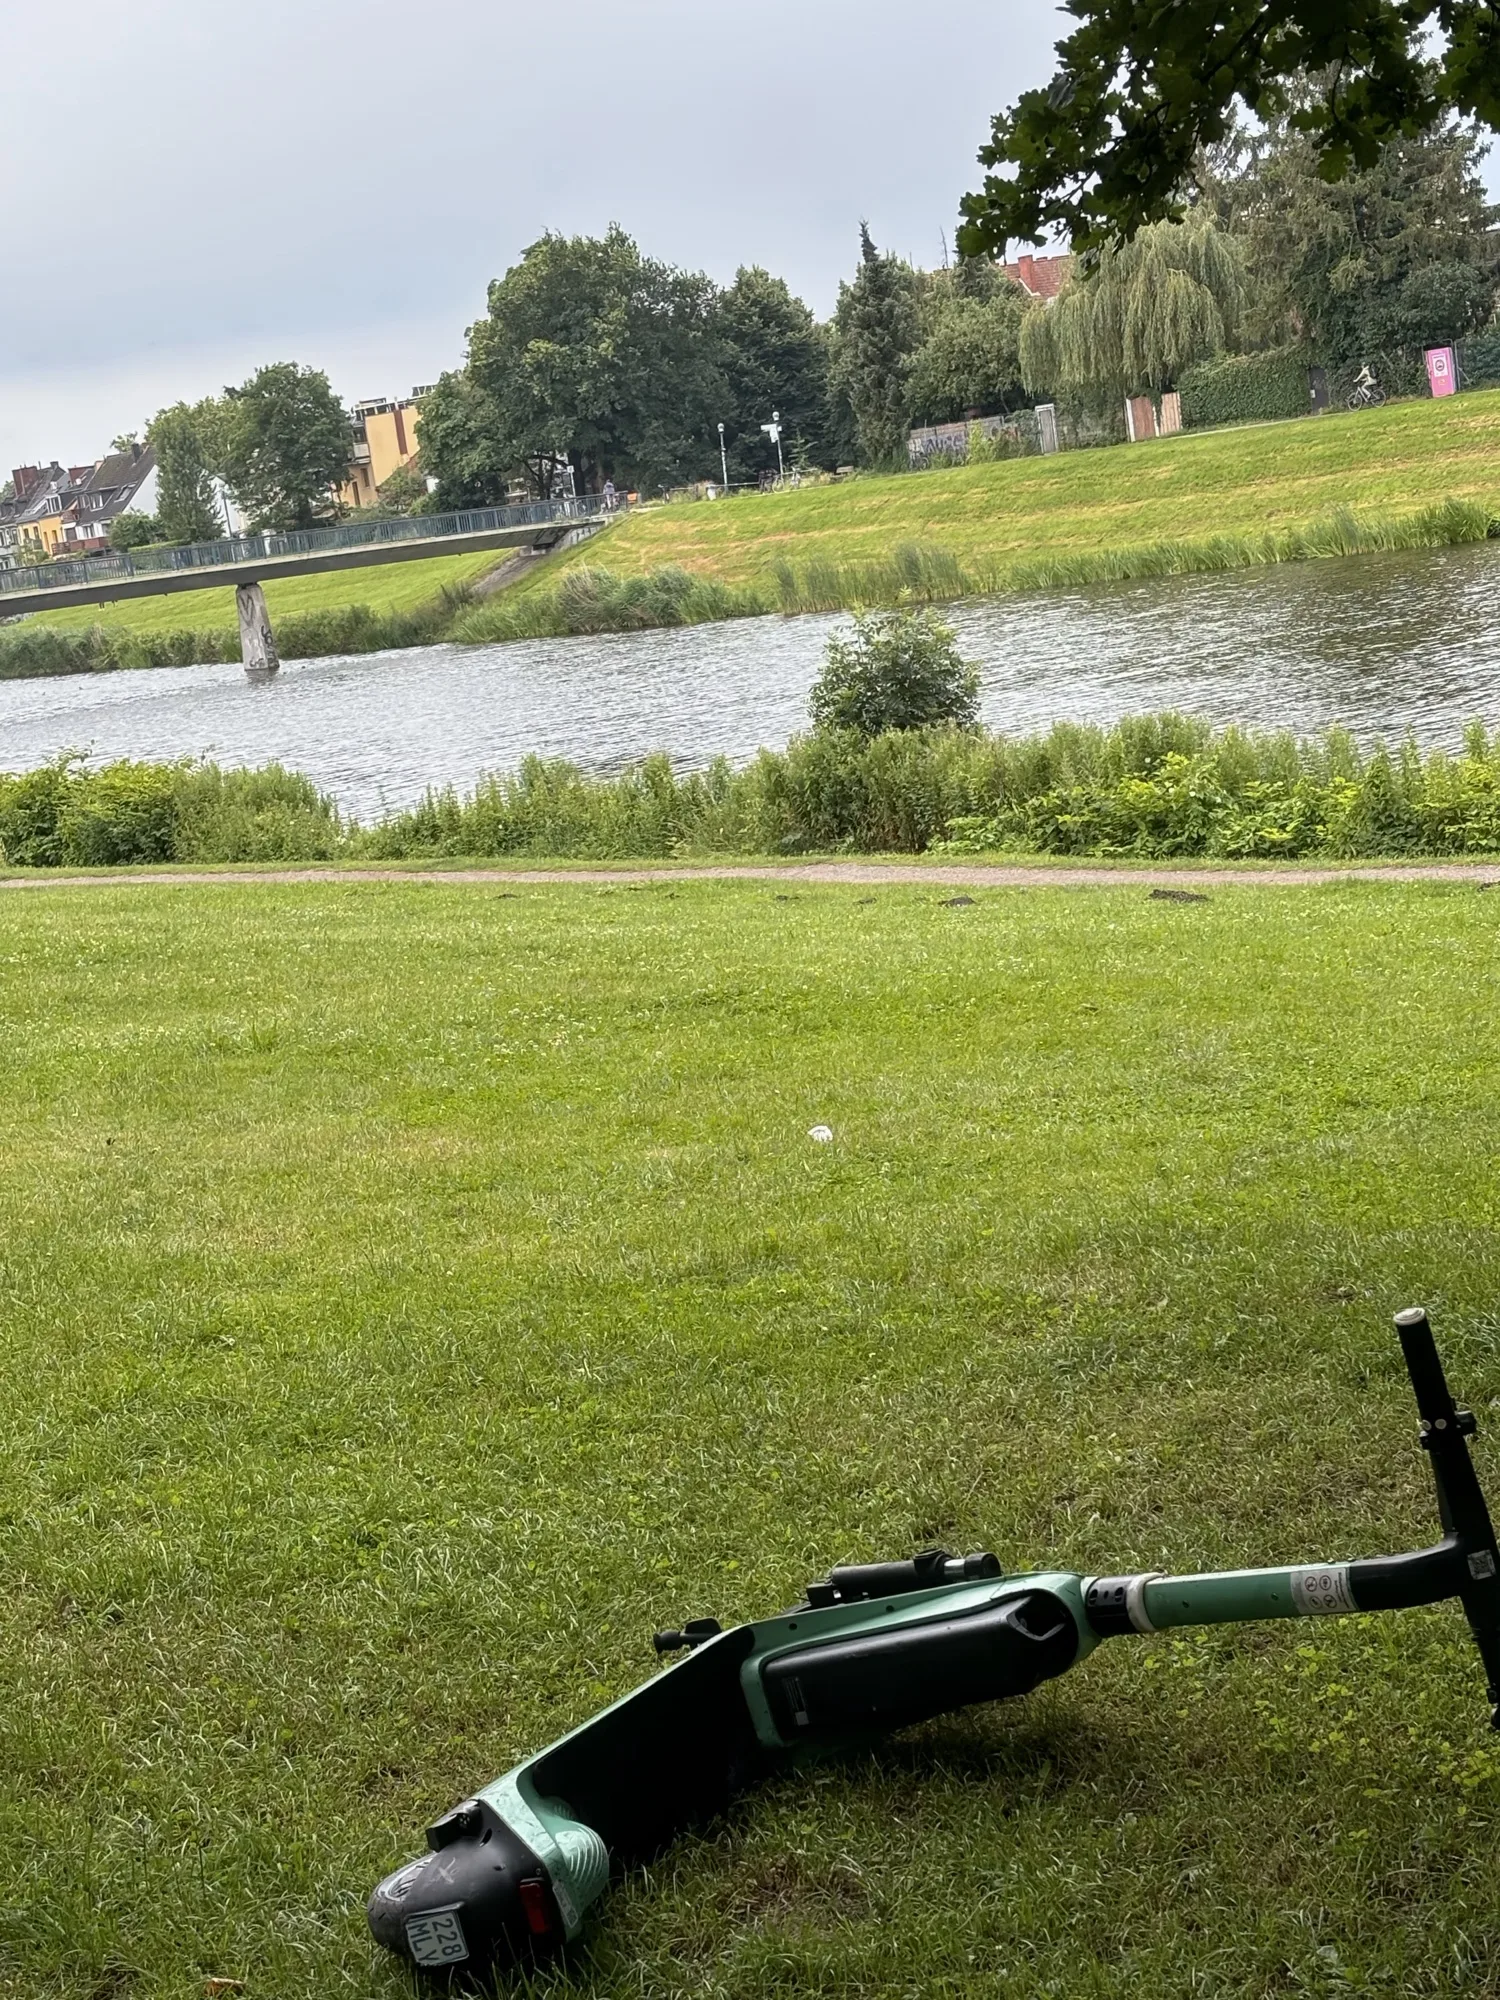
[15,463,84,558]
[339,391,429,510]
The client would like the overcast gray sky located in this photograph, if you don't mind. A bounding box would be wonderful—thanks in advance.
[0,0,1071,474]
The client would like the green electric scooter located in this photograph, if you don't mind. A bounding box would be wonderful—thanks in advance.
[369,1307,1500,1980]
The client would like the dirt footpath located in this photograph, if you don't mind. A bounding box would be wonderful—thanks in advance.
[4,862,1500,892]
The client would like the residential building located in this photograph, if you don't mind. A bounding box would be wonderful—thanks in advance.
[11,447,158,561]
[0,488,25,568]
[339,390,427,510]
[1001,252,1073,301]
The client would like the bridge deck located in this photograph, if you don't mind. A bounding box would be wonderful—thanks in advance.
[0,521,598,618]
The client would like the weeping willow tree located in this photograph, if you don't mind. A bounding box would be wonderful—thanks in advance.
[1020,215,1245,407]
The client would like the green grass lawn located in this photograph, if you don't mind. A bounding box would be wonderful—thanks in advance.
[28,548,505,637]
[4,878,1500,1998]
[515,390,1500,601]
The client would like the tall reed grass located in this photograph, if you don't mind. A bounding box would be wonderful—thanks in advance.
[0,586,474,679]
[11,713,1500,867]
[451,564,764,642]
[359,712,1500,863]
[456,498,1498,641]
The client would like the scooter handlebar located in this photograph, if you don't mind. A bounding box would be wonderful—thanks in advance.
[1394,1307,1500,1727]
[1394,1306,1459,1430]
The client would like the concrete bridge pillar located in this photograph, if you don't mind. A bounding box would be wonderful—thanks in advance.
[236,582,279,676]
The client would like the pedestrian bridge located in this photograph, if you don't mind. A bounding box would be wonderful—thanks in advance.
[0,495,617,618]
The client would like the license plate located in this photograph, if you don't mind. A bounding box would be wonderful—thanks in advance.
[406,1908,469,1966]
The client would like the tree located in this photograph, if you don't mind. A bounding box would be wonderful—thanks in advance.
[713,266,835,478]
[373,462,428,517]
[220,363,352,530]
[464,226,724,496]
[412,371,517,506]
[809,608,980,735]
[906,269,1031,424]
[147,401,226,543]
[832,225,922,466]
[1230,114,1498,362]
[1020,214,1244,406]
[957,3,1500,256]
[108,511,160,551]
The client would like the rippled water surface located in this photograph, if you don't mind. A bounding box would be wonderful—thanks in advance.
[4,541,1500,817]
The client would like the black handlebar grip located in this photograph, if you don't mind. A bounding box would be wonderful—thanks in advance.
[1394,1306,1458,1429]
[1394,1309,1500,1726]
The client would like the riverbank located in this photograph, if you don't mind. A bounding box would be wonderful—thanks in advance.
[7,392,1500,674]
[461,391,1500,639]
[10,713,1500,866]
[5,875,1500,1997]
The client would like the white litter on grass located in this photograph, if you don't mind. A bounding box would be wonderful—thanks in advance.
[807,1124,834,1143]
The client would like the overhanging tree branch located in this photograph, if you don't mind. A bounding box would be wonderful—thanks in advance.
[957,2,1490,255]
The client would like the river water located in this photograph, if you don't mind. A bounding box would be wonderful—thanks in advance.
[3,541,1500,819]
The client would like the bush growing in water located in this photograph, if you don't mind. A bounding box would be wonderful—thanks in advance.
[808,607,981,734]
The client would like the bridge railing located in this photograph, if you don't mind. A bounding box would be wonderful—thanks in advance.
[0,493,619,600]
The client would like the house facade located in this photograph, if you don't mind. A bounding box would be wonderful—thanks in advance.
[10,447,158,562]
[338,390,428,510]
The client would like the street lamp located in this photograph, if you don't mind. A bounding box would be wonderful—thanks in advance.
[760,409,784,485]
[717,420,728,492]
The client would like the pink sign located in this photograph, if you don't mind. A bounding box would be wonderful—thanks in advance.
[1426,346,1458,397]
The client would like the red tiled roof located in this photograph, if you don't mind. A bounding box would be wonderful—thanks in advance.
[1001,252,1073,300]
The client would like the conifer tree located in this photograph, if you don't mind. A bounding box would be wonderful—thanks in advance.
[832,225,921,466]
[713,266,834,477]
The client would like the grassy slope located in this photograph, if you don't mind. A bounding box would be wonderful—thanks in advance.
[27,547,504,637]
[24,395,1500,650]
[514,391,1500,600]
[3,878,1500,1998]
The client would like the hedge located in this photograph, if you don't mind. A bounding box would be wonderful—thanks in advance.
[1179,350,1312,429]
[1460,331,1500,390]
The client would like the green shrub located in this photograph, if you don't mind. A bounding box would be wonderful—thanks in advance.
[0,758,342,867]
[56,762,181,865]
[360,714,1500,864]
[15,716,1500,871]
[809,607,980,736]
[931,716,1500,858]
[1179,350,1312,428]
[108,512,162,552]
